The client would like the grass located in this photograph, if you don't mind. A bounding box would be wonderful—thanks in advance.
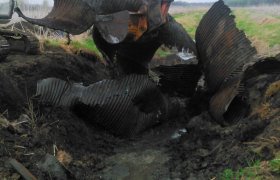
[70,38,100,54]
[43,37,101,56]
[173,6,280,55]
[234,9,280,48]
[44,38,61,47]
[173,11,206,38]
[24,98,38,130]
[220,145,280,179]
[220,160,261,180]
[265,80,280,100]
[220,155,280,180]
[155,47,173,58]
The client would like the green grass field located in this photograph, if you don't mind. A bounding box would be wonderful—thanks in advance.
[220,153,280,180]
[173,6,280,56]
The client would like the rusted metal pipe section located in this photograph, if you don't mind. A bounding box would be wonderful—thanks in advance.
[195,0,257,123]
[197,0,280,124]
[36,75,184,136]
[196,0,257,93]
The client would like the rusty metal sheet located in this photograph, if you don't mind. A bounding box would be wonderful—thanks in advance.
[195,0,257,93]
[36,75,169,136]
[92,13,196,74]
[91,0,172,31]
[243,57,280,80]
[15,0,172,44]
[209,76,246,124]
[85,0,145,14]
[15,0,96,35]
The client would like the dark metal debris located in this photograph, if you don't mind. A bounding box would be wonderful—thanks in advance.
[152,62,201,97]
[15,0,196,75]
[92,14,197,75]
[0,36,9,61]
[0,29,39,55]
[159,15,197,55]
[195,0,260,123]
[195,0,257,93]
[209,76,247,124]
[15,0,173,44]
[36,75,181,136]
[15,0,96,35]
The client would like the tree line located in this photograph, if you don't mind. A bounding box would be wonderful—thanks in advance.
[224,0,280,6]
[174,0,280,6]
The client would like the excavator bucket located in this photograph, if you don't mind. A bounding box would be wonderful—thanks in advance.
[94,10,147,44]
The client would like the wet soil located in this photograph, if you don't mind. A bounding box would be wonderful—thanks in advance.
[0,48,280,179]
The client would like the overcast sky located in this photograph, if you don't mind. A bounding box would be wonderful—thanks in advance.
[26,0,217,5]
[177,0,216,2]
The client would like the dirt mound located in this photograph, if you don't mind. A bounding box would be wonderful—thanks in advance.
[0,72,24,118]
[0,51,108,117]
[0,49,118,179]
[0,108,124,179]
[168,67,280,179]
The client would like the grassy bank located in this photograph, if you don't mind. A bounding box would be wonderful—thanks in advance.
[44,37,101,56]
[220,154,280,179]
[173,6,280,55]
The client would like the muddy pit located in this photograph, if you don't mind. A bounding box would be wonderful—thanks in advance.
[0,47,280,180]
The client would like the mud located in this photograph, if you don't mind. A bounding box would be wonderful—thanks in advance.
[0,47,280,179]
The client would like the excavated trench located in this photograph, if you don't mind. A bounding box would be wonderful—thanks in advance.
[0,1,280,179]
[0,46,279,179]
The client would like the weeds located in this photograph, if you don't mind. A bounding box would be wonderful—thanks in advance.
[24,98,38,130]
[43,37,102,57]
[265,80,280,100]
[155,47,173,58]
[220,156,280,179]
[270,158,280,174]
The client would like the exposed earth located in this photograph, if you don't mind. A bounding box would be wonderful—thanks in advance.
[0,46,280,179]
